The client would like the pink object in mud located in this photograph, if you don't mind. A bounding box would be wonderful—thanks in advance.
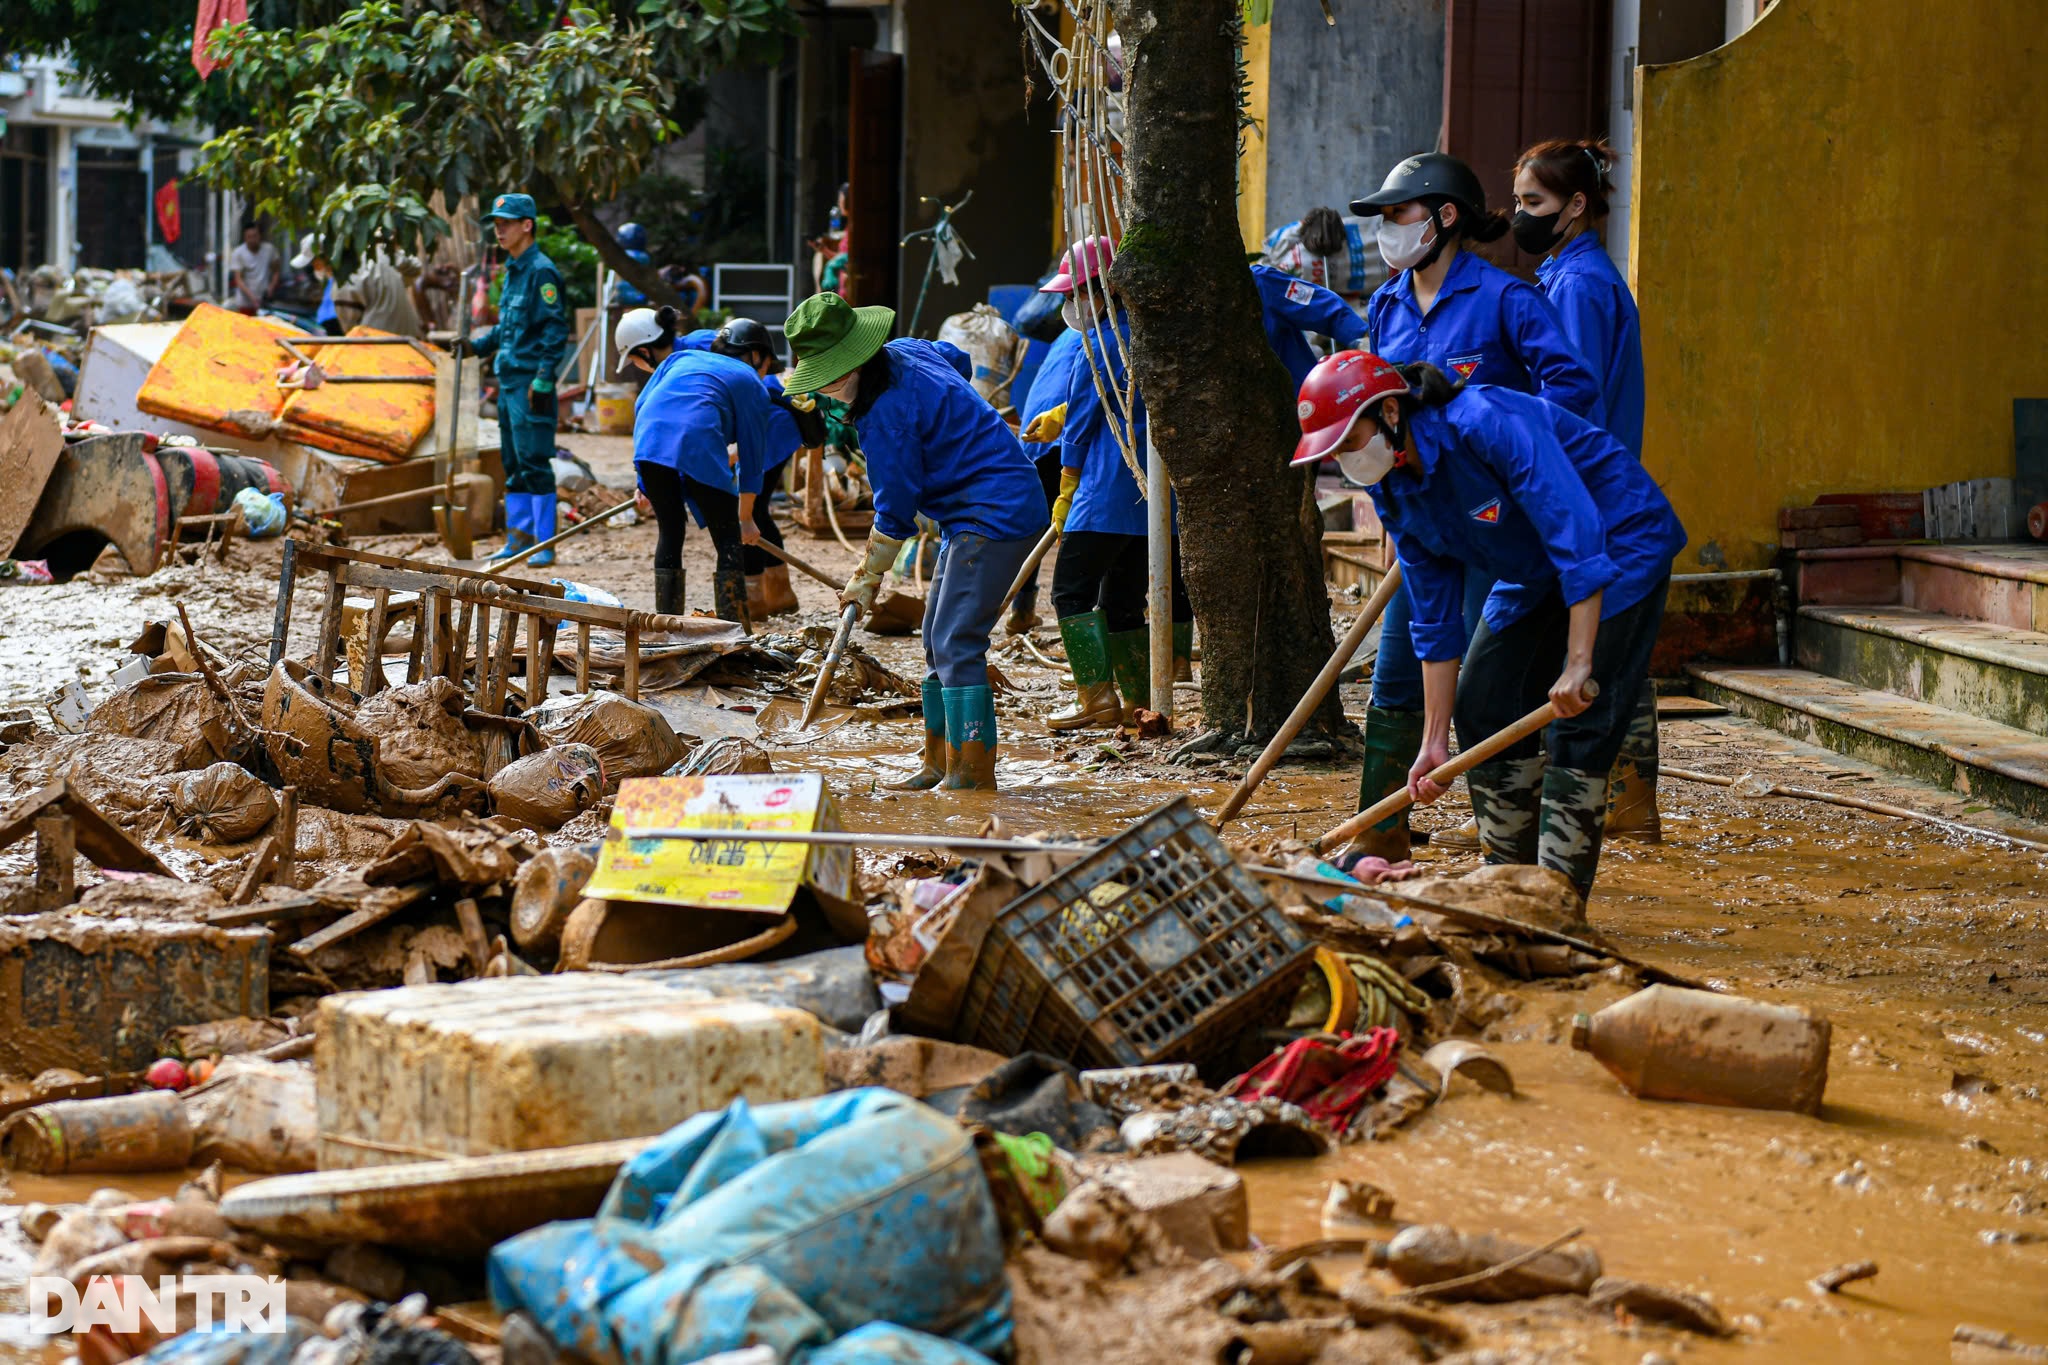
[1041,235,1116,295]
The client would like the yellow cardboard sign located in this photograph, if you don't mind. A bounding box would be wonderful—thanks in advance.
[584,773,853,915]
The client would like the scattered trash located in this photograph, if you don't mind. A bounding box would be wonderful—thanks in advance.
[1372,1223,1601,1303]
[488,744,605,831]
[182,1056,317,1173]
[1809,1259,1879,1294]
[170,763,278,842]
[1120,1095,1330,1164]
[527,691,685,780]
[1573,984,1832,1114]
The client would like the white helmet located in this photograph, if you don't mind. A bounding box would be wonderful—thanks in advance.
[614,308,666,360]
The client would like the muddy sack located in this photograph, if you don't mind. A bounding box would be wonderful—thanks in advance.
[490,744,605,831]
[356,676,484,792]
[488,1089,1011,1365]
[181,1056,316,1173]
[171,763,277,843]
[528,692,684,782]
[86,674,234,770]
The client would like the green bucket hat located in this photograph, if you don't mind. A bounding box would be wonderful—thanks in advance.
[782,293,895,395]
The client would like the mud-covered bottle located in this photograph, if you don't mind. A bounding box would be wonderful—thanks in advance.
[1571,984,1831,1114]
[1369,1224,1602,1302]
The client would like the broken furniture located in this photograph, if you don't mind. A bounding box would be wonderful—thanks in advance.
[0,779,175,911]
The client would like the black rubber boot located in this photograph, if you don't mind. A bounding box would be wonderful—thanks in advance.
[653,568,681,616]
[713,569,752,633]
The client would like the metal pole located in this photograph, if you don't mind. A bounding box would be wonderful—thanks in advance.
[1145,423,1173,719]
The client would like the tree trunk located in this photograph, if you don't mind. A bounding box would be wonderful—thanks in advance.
[553,195,688,311]
[1107,0,1341,743]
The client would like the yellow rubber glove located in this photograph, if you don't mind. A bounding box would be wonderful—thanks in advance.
[1022,403,1069,444]
[841,532,905,616]
[1051,467,1081,532]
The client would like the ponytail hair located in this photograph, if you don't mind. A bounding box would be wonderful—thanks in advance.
[1395,361,1464,412]
[630,305,680,368]
[1512,138,1618,218]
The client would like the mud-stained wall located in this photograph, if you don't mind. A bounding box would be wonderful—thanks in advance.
[1632,0,2048,571]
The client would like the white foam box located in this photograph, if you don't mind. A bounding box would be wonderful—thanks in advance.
[315,973,823,1168]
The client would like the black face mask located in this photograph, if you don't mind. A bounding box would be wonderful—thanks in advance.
[1512,208,1564,255]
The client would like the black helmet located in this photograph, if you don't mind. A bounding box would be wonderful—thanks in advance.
[1350,152,1488,218]
[713,317,782,371]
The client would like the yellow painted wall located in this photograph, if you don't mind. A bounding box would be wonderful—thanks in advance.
[1631,0,2048,571]
[1237,17,1270,253]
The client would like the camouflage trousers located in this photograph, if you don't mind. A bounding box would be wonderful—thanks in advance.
[1468,758,1609,897]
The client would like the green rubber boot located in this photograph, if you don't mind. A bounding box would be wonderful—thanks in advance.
[1605,682,1663,843]
[1468,754,1548,867]
[1540,765,1611,902]
[1171,621,1193,683]
[1107,628,1151,715]
[942,684,999,790]
[888,675,947,790]
[1353,706,1424,862]
[1048,611,1121,731]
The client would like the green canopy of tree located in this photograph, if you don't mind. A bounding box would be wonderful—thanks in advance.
[196,0,795,302]
[4,0,283,128]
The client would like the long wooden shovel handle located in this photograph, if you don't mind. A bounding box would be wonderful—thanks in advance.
[484,497,636,576]
[996,525,1060,620]
[755,537,843,592]
[1313,680,1600,854]
[1214,562,1403,827]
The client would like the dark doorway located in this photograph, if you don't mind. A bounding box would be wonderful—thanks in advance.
[0,126,52,273]
[76,144,146,269]
[844,48,903,313]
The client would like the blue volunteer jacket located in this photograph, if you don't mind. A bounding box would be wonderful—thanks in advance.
[1253,264,1365,388]
[855,340,1048,544]
[1059,312,1170,537]
[1366,249,1599,419]
[761,373,804,470]
[675,328,718,353]
[632,349,772,495]
[1021,328,1084,431]
[1369,385,1686,662]
[473,246,569,380]
[1537,233,1645,459]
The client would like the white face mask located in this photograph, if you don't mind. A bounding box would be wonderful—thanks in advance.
[821,370,860,404]
[1335,428,1399,486]
[1376,214,1436,272]
[1060,297,1086,331]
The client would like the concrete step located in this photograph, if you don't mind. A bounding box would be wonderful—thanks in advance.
[1796,605,2048,736]
[1796,544,2048,632]
[1688,663,2048,822]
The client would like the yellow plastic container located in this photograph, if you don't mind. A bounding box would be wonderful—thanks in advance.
[596,383,637,435]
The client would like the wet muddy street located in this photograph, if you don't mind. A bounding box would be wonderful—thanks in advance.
[2,431,2045,1359]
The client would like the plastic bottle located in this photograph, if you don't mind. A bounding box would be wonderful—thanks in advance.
[1370,1223,1602,1302]
[1571,984,1831,1114]
[1287,856,1413,930]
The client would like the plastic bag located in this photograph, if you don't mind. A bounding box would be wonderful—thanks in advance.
[181,1057,317,1173]
[527,693,684,781]
[489,744,605,831]
[936,305,1023,408]
[171,763,278,843]
[232,486,288,538]
[86,675,233,770]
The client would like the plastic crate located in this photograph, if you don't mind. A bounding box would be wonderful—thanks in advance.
[956,798,1314,1070]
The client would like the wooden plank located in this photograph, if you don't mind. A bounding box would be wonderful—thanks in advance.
[575,621,591,693]
[0,780,176,876]
[450,597,476,683]
[268,537,299,668]
[288,882,431,957]
[524,610,544,709]
[624,620,640,700]
[361,588,391,696]
[207,894,325,928]
[315,567,346,681]
[275,786,299,888]
[0,391,64,558]
[34,814,75,911]
[293,541,558,593]
[229,836,278,905]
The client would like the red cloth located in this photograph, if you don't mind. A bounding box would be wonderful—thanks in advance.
[192,0,248,79]
[154,181,182,244]
[1221,1027,1401,1135]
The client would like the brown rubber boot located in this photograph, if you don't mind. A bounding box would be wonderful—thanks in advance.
[744,574,768,622]
[1046,611,1123,731]
[759,564,800,616]
[1604,682,1664,843]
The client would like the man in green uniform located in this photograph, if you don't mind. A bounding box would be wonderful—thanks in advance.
[470,193,570,565]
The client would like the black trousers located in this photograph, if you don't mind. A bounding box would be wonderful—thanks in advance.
[741,456,791,575]
[638,463,744,575]
[1453,574,1670,775]
[1050,529,1193,631]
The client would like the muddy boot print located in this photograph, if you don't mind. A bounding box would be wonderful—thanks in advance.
[1540,765,1611,900]
[1468,755,1546,866]
[1604,682,1663,843]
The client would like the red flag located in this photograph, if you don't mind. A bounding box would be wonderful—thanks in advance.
[192,0,248,79]
[155,181,182,244]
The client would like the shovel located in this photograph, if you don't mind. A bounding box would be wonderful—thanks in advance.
[484,496,637,576]
[1311,680,1599,855]
[801,604,861,730]
[758,537,925,633]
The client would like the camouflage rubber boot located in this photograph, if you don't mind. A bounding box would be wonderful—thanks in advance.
[1106,628,1151,715]
[1467,755,1547,867]
[942,684,999,790]
[1539,765,1611,901]
[1171,621,1194,683]
[1048,611,1122,731]
[887,675,947,790]
[1352,707,1424,862]
[1604,682,1663,843]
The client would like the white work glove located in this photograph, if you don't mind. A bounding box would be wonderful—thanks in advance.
[840,533,905,617]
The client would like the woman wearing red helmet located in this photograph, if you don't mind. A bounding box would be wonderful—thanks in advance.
[1293,351,1685,901]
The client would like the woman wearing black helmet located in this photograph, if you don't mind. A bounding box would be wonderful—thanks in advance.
[1346,151,1604,863]
[711,317,807,617]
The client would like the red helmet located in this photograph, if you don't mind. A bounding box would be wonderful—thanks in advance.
[1291,350,1409,466]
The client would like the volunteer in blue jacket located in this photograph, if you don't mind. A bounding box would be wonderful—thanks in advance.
[1009,325,1086,633]
[1511,137,1660,844]
[1348,153,1603,860]
[781,293,1048,792]
[615,306,771,629]
[710,317,807,619]
[1040,236,1193,731]
[1251,262,1365,388]
[469,193,570,566]
[1294,351,1685,899]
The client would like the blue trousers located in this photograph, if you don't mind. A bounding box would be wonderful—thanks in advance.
[495,370,558,495]
[922,532,1040,688]
[1369,567,1494,710]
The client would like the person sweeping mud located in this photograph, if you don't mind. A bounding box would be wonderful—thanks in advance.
[1294,351,1684,899]
[781,292,1048,791]
[1511,137,1661,843]
[1037,236,1193,731]
[615,306,771,627]
[1349,153,1602,858]
[710,317,807,619]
